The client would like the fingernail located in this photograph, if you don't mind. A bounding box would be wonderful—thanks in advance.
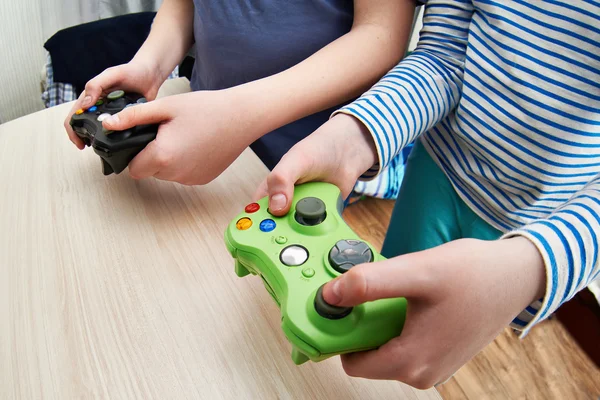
[105,114,119,125]
[82,96,92,107]
[327,280,342,305]
[270,194,286,211]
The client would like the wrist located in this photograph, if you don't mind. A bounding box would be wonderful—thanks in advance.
[330,113,378,177]
[131,48,169,87]
[496,236,547,304]
[222,83,277,142]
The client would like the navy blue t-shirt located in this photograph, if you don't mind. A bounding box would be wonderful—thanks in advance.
[190,1,354,169]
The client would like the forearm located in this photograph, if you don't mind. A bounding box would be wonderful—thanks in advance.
[132,0,194,82]
[332,0,474,178]
[227,0,417,140]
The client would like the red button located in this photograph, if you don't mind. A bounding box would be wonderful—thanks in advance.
[245,203,260,213]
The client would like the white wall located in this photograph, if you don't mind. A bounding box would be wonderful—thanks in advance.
[0,0,162,124]
[0,1,47,124]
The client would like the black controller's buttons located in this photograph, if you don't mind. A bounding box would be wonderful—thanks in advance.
[280,245,309,267]
[295,197,326,226]
[107,90,125,100]
[97,113,111,122]
[106,97,126,110]
[329,240,373,274]
[314,284,352,319]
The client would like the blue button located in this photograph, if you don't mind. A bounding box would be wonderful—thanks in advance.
[87,106,98,112]
[260,219,276,232]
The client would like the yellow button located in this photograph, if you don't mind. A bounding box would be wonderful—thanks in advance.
[75,109,84,115]
[236,217,252,230]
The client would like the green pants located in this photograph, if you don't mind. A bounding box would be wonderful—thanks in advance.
[381,138,502,258]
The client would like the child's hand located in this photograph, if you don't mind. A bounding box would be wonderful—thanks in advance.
[322,237,546,388]
[94,90,257,185]
[64,60,165,149]
[253,113,378,215]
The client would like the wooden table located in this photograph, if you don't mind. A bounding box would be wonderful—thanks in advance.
[0,79,440,400]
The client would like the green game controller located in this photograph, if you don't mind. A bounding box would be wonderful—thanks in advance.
[224,182,407,365]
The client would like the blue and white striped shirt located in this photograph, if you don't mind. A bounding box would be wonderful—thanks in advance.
[335,0,600,335]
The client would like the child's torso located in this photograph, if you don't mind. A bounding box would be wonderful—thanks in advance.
[427,0,600,229]
[189,0,354,91]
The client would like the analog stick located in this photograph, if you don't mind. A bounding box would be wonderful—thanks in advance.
[295,197,327,226]
[314,284,352,319]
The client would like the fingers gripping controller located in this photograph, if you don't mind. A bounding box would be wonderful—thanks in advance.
[69,90,158,176]
[224,182,408,365]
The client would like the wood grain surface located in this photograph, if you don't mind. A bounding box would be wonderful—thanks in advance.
[0,79,440,400]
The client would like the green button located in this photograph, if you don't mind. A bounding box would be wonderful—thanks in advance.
[107,90,125,100]
[302,268,315,278]
[95,99,104,106]
[275,236,287,244]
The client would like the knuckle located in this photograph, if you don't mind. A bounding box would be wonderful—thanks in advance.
[103,66,119,78]
[152,144,174,169]
[176,176,195,186]
[266,168,288,188]
[289,150,311,171]
[177,174,209,186]
[340,359,362,378]
[122,107,136,124]
[84,79,97,93]
[414,266,436,294]
[402,365,437,390]
[344,267,369,300]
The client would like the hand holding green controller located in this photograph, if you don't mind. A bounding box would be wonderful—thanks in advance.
[224,182,407,365]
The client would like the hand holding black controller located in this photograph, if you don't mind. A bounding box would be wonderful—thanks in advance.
[69,90,158,175]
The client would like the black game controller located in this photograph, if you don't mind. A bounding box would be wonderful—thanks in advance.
[69,90,157,175]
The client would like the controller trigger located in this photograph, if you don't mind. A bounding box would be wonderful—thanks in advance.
[235,260,250,277]
[291,348,310,365]
[101,158,114,176]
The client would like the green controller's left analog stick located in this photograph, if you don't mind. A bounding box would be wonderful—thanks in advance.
[295,197,327,226]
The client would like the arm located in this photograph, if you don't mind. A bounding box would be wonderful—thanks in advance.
[332,0,474,178]
[95,0,420,185]
[131,0,194,83]
[66,0,194,147]
[254,0,475,213]
[503,176,600,336]
[227,0,419,142]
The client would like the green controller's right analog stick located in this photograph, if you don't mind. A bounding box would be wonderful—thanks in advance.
[314,284,353,319]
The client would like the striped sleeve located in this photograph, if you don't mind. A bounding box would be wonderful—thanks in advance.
[503,176,600,336]
[332,0,474,179]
